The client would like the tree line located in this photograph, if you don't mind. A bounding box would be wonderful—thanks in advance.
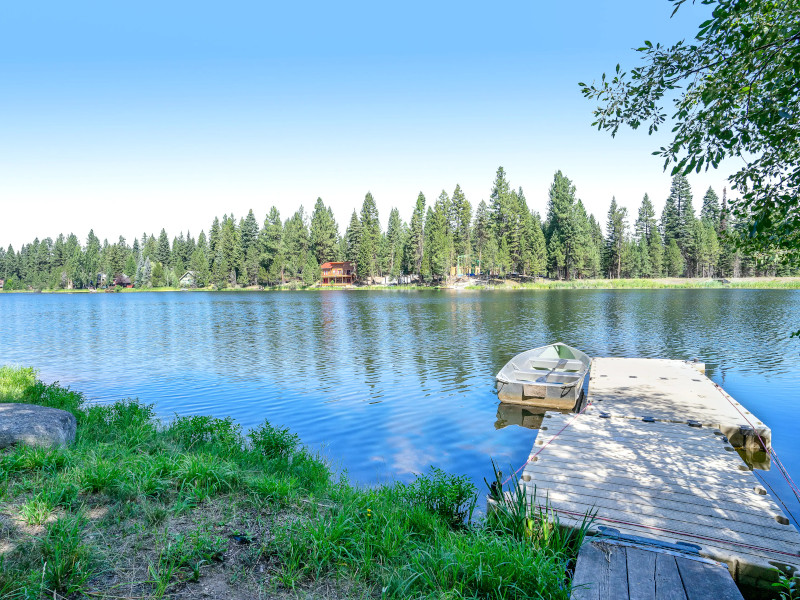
[1,168,796,291]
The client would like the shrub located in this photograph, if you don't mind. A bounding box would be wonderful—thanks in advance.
[394,467,477,529]
[249,419,299,459]
[38,514,94,597]
[21,380,84,415]
[175,454,238,495]
[168,415,243,455]
[0,366,37,401]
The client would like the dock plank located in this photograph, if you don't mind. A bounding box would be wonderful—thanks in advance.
[626,546,656,600]
[571,540,744,599]
[586,357,770,449]
[520,412,800,585]
[676,556,743,600]
[654,553,686,600]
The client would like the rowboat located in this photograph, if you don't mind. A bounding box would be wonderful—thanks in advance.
[495,343,591,409]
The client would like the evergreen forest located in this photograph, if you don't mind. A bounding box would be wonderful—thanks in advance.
[1,168,796,291]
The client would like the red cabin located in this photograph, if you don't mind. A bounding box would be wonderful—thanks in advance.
[320,261,355,286]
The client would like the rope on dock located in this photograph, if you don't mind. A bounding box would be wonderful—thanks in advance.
[501,400,592,487]
[712,381,800,504]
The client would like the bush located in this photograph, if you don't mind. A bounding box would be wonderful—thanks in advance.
[0,366,37,401]
[168,415,243,455]
[249,420,299,459]
[21,380,84,415]
[394,466,477,529]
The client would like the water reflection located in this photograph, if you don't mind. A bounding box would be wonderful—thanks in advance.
[0,289,798,522]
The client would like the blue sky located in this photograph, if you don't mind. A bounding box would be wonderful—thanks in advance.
[0,1,727,247]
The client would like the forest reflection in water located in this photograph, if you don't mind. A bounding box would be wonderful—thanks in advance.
[0,288,798,520]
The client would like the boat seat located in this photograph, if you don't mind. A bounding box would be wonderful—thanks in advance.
[513,369,581,383]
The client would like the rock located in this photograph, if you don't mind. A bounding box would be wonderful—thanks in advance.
[0,403,77,448]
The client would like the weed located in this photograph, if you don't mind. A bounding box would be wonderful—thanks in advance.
[485,462,593,557]
[248,473,299,506]
[79,453,122,494]
[0,365,36,401]
[38,514,94,597]
[394,466,477,529]
[21,379,84,415]
[249,419,299,459]
[773,569,800,600]
[176,454,239,495]
[1,444,69,474]
[148,527,228,596]
[43,480,80,510]
[19,495,54,525]
[169,414,244,455]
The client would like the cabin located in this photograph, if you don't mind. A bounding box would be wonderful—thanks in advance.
[179,270,197,287]
[320,261,355,286]
[113,274,133,288]
[0,279,4,290]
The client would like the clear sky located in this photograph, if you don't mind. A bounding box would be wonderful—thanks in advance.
[0,0,730,248]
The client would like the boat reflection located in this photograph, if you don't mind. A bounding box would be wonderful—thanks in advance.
[494,402,573,430]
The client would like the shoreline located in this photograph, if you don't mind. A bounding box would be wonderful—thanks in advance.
[2,276,800,294]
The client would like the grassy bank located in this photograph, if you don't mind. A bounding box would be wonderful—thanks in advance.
[0,366,589,600]
[3,276,800,294]
[477,277,800,290]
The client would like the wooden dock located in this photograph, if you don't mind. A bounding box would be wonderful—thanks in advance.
[511,357,800,593]
[586,357,770,450]
[571,538,745,600]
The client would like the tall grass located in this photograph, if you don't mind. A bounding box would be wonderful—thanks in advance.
[0,365,592,599]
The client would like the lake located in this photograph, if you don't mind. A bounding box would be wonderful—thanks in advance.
[1,289,798,524]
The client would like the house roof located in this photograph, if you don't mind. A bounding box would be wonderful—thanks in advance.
[320,261,354,269]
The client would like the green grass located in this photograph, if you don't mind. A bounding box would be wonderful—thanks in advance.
[0,366,591,599]
[8,275,800,295]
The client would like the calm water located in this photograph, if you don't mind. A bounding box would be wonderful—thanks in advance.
[1,290,799,523]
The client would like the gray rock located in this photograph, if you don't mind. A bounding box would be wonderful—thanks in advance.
[0,403,77,448]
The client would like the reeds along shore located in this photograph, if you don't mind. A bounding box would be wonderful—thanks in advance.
[0,365,591,600]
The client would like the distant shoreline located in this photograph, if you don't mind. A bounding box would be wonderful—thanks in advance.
[2,276,800,294]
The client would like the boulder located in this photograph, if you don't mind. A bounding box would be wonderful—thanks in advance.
[0,403,77,448]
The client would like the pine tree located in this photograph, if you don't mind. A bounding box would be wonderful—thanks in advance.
[451,184,472,269]
[604,197,628,279]
[260,207,284,284]
[665,240,685,276]
[649,234,665,277]
[310,198,339,264]
[344,210,361,265]
[142,257,152,288]
[521,211,547,276]
[472,200,491,275]
[408,192,425,275]
[425,191,454,279]
[358,193,381,279]
[661,175,696,274]
[83,230,101,287]
[700,187,720,226]
[282,207,310,280]
[156,229,171,267]
[240,209,260,256]
[385,208,404,278]
[211,249,228,288]
[634,194,657,243]
[219,215,244,286]
[545,171,582,279]
[209,217,221,252]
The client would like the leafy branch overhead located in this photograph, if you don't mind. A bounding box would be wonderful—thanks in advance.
[579,0,800,256]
